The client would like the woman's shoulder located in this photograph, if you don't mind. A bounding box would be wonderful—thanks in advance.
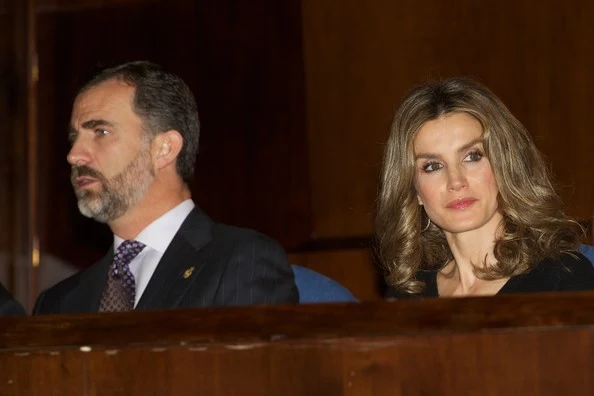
[385,270,438,299]
[512,251,594,292]
[537,251,593,273]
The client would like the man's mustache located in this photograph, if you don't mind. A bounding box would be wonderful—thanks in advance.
[71,166,105,182]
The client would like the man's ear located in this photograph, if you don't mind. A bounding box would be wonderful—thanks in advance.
[153,130,183,170]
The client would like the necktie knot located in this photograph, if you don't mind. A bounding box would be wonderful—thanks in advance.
[112,240,146,278]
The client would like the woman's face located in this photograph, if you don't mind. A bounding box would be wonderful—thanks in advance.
[413,112,502,236]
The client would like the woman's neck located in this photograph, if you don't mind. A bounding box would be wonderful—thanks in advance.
[439,215,505,295]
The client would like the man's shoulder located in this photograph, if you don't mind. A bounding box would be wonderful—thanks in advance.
[212,222,267,240]
[40,268,85,296]
[182,206,278,244]
[172,214,297,305]
[209,222,284,253]
[0,283,25,316]
[34,259,104,313]
[175,209,287,264]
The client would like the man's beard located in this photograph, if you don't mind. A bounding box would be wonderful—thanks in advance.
[71,149,155,223]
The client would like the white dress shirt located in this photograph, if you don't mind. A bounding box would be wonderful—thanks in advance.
[113,199,195,307]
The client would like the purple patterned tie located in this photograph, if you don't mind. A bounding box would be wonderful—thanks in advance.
[99,240,145,312]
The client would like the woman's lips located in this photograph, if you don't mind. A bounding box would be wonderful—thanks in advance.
[446,198,477,209]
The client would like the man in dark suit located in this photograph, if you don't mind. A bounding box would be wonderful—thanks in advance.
[34,61,298,314]
[0,284,25,316]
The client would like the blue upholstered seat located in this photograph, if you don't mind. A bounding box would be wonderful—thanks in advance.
[292,265,358,303]
[580,244,594,265]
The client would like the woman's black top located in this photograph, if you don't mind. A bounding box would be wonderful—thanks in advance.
[385,252,594,299]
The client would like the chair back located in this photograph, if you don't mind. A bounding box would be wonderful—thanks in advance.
[292,265,357,303]
[580,244,594,265]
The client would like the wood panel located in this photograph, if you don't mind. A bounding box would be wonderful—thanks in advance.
[0,0,19,298]
[0,3,11,255]
[9,292,594,347]
[3,294,594,394]
[36,0,149,10]
[302,0,594,238]
[36,0,310,270]
[2,332,592,396]
[0,0,39,308]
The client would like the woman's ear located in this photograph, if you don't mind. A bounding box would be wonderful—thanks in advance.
[417,193,423,206]
[153,130,184,170]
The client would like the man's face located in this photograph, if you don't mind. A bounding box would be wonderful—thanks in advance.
[67,79,155,223]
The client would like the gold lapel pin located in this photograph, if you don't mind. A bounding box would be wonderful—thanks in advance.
[183,266,195,279]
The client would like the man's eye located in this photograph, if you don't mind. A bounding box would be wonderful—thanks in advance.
[95,129,109,136]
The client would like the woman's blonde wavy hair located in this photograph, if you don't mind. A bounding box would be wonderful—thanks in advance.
[376,77,583,294]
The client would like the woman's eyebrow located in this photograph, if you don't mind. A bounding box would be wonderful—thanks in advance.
[457,138,483,154]
[414,138,483,161]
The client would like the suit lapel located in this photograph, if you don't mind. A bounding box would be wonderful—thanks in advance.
[135,207,213,310]
[62,250,112,312]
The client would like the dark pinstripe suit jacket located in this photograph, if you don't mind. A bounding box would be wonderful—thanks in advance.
[33,207,298,314]
[0,283,26,316]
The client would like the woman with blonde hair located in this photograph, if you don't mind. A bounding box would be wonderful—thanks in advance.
[377,77,594,297]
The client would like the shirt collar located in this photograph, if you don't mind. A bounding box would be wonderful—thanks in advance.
[113,199,195,253]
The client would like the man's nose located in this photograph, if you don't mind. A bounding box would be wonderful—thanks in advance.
[67,137,91,167]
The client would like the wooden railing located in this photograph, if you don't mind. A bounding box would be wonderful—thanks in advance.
[1,292,594,395]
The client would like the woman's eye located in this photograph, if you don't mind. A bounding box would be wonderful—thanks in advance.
[422,162,442,172]
[464,150,483,162]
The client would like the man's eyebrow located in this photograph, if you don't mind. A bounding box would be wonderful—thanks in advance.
[80,119,115,129]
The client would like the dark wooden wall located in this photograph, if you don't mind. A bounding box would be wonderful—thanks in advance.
[1,0,38,303]
[302,0,594,240]
[3,0,594,303]
[0,1,11,256]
